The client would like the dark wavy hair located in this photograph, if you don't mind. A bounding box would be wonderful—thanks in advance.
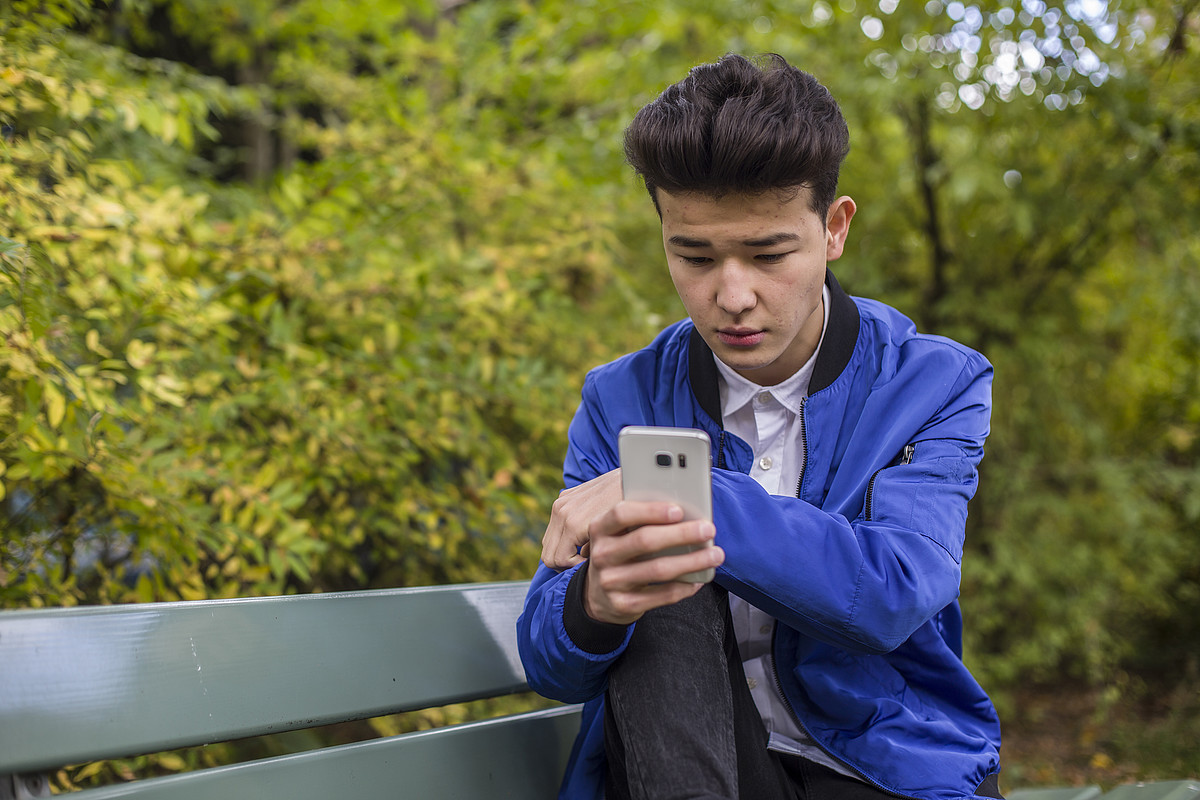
[624,54,850,220]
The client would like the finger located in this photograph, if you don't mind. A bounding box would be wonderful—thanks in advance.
[540,498,589,570]
[541,481,621,570]
[620,544,725,587]
[543,551,586,572]
[595,500,684,540]
[545,530,578,569]
[594,517,715,567]
[542,525,587,571]
[541,517,580,570]
[588,544,723,610]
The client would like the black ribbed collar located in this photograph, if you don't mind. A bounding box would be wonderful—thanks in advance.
[688,269,860,425]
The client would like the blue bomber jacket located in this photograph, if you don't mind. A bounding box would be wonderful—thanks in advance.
[517,271,1002,800]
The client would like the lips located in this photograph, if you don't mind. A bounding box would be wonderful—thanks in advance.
[717,328,765,347]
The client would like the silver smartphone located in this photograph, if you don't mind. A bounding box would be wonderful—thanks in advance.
[618,425,714,584]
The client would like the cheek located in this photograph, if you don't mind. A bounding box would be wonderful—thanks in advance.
[768,273,820,317]
[789,266,825,296]
[666,265,685,291]
[668,272,705,306]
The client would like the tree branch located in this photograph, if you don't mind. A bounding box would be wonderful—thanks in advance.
[903,97,952,331]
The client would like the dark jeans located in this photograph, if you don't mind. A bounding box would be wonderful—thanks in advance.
[602,584,1003,800]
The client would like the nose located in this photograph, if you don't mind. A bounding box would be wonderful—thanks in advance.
[716,260,757,316]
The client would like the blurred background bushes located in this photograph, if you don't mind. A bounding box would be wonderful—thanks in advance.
[2,0,1198,735]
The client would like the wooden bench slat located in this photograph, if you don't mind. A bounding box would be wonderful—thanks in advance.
[62,706,580,800]
[0,581,532,774]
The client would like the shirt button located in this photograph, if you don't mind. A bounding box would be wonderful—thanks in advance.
[758,456,773,471]
[756,392,771,404]
[747,678,758,690]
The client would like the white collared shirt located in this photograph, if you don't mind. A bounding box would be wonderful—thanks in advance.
[714,285,860,779]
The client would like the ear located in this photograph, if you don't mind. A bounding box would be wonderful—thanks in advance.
[824,196,856,261]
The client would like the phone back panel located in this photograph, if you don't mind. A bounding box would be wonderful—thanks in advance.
[618,426,714,583]
[618,426,712,521]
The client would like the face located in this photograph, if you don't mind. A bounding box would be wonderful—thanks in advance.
[659,188,856,387]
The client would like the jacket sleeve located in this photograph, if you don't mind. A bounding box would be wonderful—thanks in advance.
[713,351,993,655]
[516,374,633,703]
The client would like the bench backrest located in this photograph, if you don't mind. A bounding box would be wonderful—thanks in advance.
[0,580,580,798]
[4,582,1197,800]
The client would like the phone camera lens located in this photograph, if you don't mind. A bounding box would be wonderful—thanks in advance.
[655,453,672,467]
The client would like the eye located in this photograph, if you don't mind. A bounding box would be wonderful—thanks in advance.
[756,252,790,264]
[680,255,712,266]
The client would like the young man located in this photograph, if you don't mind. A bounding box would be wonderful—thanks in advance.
[517,54,1002,800]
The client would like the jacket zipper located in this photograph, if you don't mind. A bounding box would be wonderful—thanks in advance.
[768,629,914,799]
[864,443,915,520]
[793,397,808,498]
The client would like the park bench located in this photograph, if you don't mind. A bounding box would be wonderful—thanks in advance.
[1,579,1195,800]
[0,580,579,799]
[1012,785,1200,800]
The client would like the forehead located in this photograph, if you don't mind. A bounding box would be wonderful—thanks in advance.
[657,188,824,238]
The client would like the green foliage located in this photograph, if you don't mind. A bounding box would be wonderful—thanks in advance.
[2,0,1198,712]
[0,1,658,606]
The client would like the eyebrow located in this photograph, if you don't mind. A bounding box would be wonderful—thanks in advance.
[667,232,802,248]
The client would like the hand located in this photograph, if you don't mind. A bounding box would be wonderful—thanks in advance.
[541,469,624,571]
[583,500,724,626]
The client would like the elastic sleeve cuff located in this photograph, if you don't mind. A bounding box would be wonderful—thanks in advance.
[563,562,631,655]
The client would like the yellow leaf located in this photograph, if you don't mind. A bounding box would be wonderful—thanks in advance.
[68,90,91,119]
[235,505,255,531]
[157,753,186,771]
[85,329,112,357]
[119,102,139,131]
[178,583,206,601]
[93,199,127,226]
[44,382,66,428]
[254,461,279,488]
[161,113,178,145]
[126,339,155,369]
[235,355,260,378]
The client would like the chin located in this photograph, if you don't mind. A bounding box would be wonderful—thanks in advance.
[722,354,774,375]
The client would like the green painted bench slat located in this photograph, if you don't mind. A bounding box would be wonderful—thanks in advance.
[0,581,534,775]
[64,706,582,800]
[1008,782,1200,800]
[1099,782,1200,799]
[1009,788,1102,800]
